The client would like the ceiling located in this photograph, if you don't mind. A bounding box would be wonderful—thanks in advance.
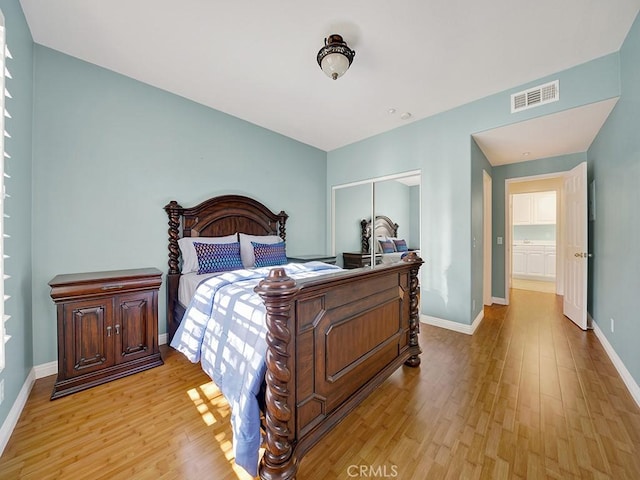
[19,1,640,158]
[472,98,619,166]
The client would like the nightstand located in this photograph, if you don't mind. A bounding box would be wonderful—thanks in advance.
[287,254,337,265]
[49,268,163,399]
[342,252,382,269]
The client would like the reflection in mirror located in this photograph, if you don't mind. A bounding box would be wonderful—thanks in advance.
[334,182,372,267]
[373,177,421,264]
[332,171,420,269]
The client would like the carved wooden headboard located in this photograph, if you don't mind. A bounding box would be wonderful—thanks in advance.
[164,194,288,276]
[359,215,399,253]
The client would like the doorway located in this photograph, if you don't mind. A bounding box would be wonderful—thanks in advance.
[506,174,564,297]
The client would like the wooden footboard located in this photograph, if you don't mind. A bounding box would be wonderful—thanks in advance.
[255,253,422,480]
[164,194,422,479]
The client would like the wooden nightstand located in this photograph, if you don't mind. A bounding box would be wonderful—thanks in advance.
[342,252,382,269]
[49,268,163,399]
[287,254,337,265]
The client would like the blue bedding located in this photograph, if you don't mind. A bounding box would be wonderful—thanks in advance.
[170,261,341,477]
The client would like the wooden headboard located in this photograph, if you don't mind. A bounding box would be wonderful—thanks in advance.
[360,215,399,253]
[163,194,288,339]
[164,195,288,275]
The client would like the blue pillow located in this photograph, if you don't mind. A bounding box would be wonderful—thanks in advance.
[393,239,408,252]
[379,239,395,253]
[193,241,244,274]
[252,241,287,267]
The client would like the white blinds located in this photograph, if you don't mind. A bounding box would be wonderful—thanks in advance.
[0,12,12,371]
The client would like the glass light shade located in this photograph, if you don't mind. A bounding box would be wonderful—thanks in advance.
[321,52,350,80]
[317,34,355,80]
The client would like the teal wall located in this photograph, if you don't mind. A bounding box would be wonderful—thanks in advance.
[334,183,371,265]
[328,55,619,326]
[409,186,420,250]
[471,138,492,320]
[0,0,34,424]
[31,46,327,365]
[491,153,587,298]
[588,13,640,385]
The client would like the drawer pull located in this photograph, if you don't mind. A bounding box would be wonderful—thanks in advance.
[101,285,124,290]
[106,326,112,337]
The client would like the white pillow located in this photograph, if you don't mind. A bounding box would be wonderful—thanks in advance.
[178,234,238,273]
[239,233,283,268]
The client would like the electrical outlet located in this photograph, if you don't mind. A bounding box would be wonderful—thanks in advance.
[611,318,614,333]
[497,237,503,245]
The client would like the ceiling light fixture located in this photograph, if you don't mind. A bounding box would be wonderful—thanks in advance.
[317,34,355,80]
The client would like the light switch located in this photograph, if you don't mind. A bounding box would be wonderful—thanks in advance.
[497,237,503,245]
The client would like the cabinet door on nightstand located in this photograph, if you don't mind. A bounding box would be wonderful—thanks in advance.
[114,291,156,364]
[62,299,115,377]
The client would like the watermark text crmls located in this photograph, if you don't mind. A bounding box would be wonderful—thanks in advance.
[347,464,399,478]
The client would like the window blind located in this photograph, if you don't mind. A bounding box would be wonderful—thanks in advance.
[0,12,12,371]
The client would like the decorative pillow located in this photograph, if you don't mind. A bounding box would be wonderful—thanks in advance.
[252,241,287,268]
[178,234,238,273]
[193,241,244,274]
[239,233,283,267]
[375,236,388,253]
[379,239,396,254]
[393,239,409,252]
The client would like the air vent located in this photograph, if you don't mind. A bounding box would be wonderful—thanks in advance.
[511,80,559,113]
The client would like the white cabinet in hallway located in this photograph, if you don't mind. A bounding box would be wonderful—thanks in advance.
[512,243,556,280]
[512,191,557,225]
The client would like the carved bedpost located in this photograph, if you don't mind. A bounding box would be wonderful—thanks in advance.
[164,201,183,275]
[402,252,423,367]
[255,268,300,480]
[360,218,370,253]
[277,211,289,241]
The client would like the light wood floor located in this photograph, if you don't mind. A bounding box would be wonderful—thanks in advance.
[1,289,639,479]
[511,278,556,293]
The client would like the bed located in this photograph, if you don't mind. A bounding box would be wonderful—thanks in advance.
[360,215,419,265]
[164,194,423,479]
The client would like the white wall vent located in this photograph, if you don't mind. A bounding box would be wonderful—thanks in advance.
[511,80,559,113]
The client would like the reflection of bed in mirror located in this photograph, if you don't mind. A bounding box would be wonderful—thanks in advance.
[342,215,419,268]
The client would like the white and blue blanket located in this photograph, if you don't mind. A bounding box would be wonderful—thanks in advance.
[170,261,341,477]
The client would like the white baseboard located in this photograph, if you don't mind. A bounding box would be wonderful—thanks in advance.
[592,321,640,409]
[492,297,508,305]
[159,333,168,346]
[420,311,484,335]
[0,368,36,456]
[34,361,57,379]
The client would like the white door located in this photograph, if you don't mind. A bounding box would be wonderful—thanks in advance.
[563,162,588,329]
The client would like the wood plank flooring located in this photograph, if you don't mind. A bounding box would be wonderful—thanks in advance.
[1,289,639,479]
